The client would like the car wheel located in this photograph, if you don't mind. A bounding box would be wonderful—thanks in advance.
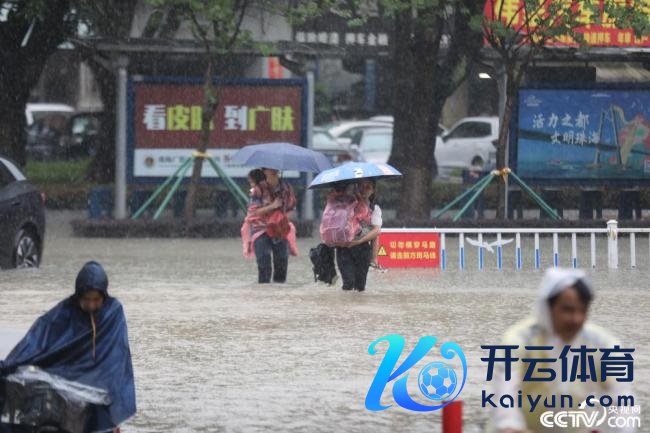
[471,156,485,168]
[14,229,40,269]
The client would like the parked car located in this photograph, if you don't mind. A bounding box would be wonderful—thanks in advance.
[62,112,102,158]
[349,127,393,163]
[0,156,45,269]
[368,115,394,123]
[367,115,448,137]
[437,116,499,170]
[25,103,75,126]
[312,127,354,166]
[25,103,76,160]
[26,110,102,160]
[324,120,389,147]
[350,124,469,171]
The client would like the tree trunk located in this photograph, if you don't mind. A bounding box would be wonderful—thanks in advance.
[389,10,437,221]
[496,63,519,219]
[0,86,30,166]
[0,0,71,165]
[184,60,217,219]
[80,0,137,182]
[86,58,116,183]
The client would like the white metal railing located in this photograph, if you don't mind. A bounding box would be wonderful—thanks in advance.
[382,220,650,271]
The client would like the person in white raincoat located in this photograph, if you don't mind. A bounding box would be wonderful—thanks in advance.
[488,268,636,433]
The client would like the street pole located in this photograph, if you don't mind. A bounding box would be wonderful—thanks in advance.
[114,55,129,219]
[303,69,315,220]
[497,64,509,219]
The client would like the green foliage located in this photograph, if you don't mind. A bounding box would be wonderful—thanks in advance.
[25,158,92,185]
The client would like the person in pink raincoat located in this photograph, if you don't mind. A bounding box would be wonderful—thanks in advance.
[240,168,298,283]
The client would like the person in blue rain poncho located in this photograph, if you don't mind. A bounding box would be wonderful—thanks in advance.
[0,261,136,432]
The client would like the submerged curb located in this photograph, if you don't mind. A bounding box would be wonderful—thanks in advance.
[71,218,315,238]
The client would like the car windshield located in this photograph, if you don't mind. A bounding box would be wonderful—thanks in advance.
[31,111,73,124]
[447,121,491,139]
[361,132,391,152]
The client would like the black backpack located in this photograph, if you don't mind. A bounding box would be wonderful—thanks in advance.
[309,243,337,284]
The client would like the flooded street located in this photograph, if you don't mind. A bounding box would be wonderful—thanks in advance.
[1,211,648,433]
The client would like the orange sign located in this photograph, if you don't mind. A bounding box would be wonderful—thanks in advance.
[376,231,441,269]
[484,0,650,48]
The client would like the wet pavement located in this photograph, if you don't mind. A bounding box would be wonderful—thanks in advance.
[0,211,648,432]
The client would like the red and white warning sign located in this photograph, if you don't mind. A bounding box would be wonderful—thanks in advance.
[376,230,441,269]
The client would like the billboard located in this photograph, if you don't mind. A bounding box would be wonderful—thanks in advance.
[128,76,306,182]
[484,0,650,48]
[513,86,650,185]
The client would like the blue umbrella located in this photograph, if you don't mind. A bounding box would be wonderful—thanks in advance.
[308,161,402,189]
[231,142,332,173]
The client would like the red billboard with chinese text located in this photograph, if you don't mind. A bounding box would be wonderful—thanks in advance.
[129,77,305,180]
[376,231,441,269]
[484,0,650,48]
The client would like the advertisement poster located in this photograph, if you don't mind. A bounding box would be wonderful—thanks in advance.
[515,87,650,184]
[129,77,306,181]
[484,0,650,48]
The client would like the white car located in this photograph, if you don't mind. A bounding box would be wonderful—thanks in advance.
[368,115,394,123]
[436,116,499,169]
[311,127,353,166]
[25,102,75,125]
[352,127,393,163]
[350,125,448,162]
[325,120,389,147]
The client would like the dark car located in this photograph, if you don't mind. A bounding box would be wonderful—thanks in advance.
[62,112,102,158]
[0,156,45,269]
[26,111,102,160]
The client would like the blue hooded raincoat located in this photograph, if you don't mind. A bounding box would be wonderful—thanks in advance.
[0,261,136,432]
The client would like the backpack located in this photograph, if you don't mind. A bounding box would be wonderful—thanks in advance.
[309,243,337,284]
[319,193,363,246]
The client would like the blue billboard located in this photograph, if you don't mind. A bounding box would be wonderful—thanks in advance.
[513,86,650,185]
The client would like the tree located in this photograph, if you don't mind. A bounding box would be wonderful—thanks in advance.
[74,0,139,183]
[380,1,485,220]
[147,0,277,219]
[0,0,74,165]
[481,0,650,219]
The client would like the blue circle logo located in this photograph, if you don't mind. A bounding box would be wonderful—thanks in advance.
[417,361,458,401]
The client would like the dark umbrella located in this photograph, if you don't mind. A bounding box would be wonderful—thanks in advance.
[231,142,333,173]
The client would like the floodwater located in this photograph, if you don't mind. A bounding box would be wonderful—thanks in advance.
[0,211,648,433]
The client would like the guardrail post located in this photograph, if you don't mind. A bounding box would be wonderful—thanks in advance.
[515,233,522,271]
[590,233,596,269]
[607,220,618,269]
[630,233,636,269]
[441,233,447,271]
[571,233,578,268]
[459,233,465,271]
[534,233,540,270]
[478,233,484,271]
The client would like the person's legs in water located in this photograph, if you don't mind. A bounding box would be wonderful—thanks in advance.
[352,242,372,291]
[271,238,289,283]
[336,247,356,290]
[253,234,273,283]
